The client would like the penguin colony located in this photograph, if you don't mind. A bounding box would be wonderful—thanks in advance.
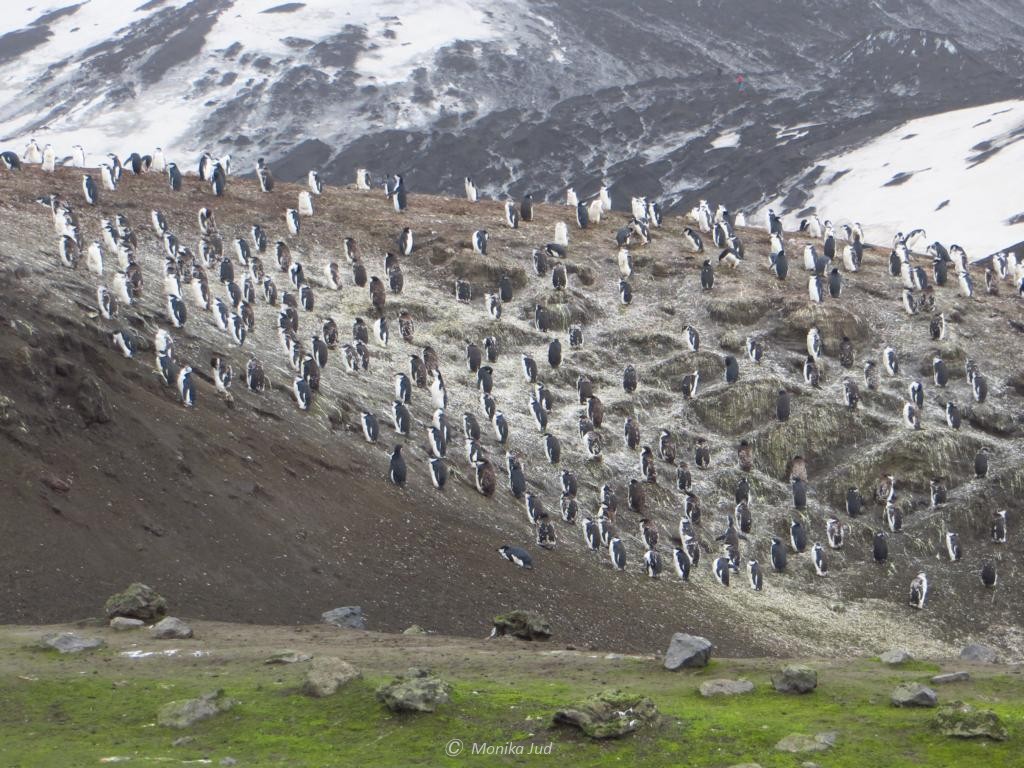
[5,141,1021,620]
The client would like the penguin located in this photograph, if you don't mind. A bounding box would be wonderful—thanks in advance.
[806,327,822,360]
[746,337,764,364]
[724,355,739,384]
[808,274,825,303]
[683,491,701,524]
[767,536,787,573]
[609,538,626,570]
[641,547,662,578]
[504,200,519,229]
[672,548,691,580]
[1,150,22,169]
[872,531,888,563]
[521,354,538,384]
[81,174,98,205]
[980,562,997,588]
[933,357,948,387]
[909,572,928,609]
[492,411,509,445]
[308,170,324,195]
[803,356,819,387]
[747,560,763,591]
[811,543,828,576]
[791,477,807,509]
[992,510,1007,543]
[474,460,497,496]
[618,279,632,305]
[737,439,753,472]
[290,375,312,410]
[497,545,532,569]
[628,479,645,514]
[883,347,899,376]
[655,430,675,464]
[694,438,710,469]
[972,372,988,403]
[770,248,789,280]
[712,556,730,586]
[575,200,589,229]
[486,293,502,320]
[929,478,947,508]
[700,260,714,290]
[167,295,186,328]
[945,531,961,562]
[427,457,448,490]
[846,487,863,517]
[886,502,902,532]
[392,401,411,436]
[172,365,195,407]
[97,286,116,320]
[524,492,544,524]
[354,168,371,190]
[790,519,807,553]
[167,162,182,191]
[843,378,860,409]
[945,401,961,430]
[360,411,379,443]
[826,517,844,549]
[245,357,266,392]
[975,449,989,479]
[641,446,657,483]
[775,389,791,422]
[286,208,300,236]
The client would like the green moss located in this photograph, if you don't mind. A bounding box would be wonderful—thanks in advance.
[2,656,1023,766]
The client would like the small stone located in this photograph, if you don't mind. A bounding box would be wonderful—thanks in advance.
[110,617,145,631]
[302,657,361,697]
[321,606,365,629]
[959,644,998,664]
[931,671,970,685]
[775,731,837,753]
[157,690,236,729]
[663,633,713,670]
[879,648,913,665]
[772,665,817,694]
[151,617,193,639]
[935,701,1008,740]
[38,632,104,654]
[264,650,312,665]
[220,758,237,766]
[171,736,195,747]
[700,679,755,697]
[891,682,937,708]
[402,624,428,635]
[728,764,763,768]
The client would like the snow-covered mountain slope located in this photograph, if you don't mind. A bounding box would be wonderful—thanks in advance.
[762,99,1024,257]
[0,1,1022,214]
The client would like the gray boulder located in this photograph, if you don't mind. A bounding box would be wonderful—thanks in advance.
[891,682,938,708]
[553,689,659,739]
[303,657,362,697]
[775,731,838,753]
[931,671,970,685]
[959,644,998,664]
[105,583,167,623]
[376,668,451,713]
[491,610,552,641]
[264,650,312,665]
[935,701,1008,740]
[402,625,428,635]
[321,606,366,629]
[152,617,193,639]
[110,617,145,631]
[38,632,104,654]
[700,679,755,697]
[663,633,713,670]
[772,665,817,694]
[157,690,236,729]
[879,648,913,665]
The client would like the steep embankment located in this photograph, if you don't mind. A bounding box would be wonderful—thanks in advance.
[0,164,1022,657]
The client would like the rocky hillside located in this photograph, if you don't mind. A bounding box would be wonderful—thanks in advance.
[1,160,1023,658]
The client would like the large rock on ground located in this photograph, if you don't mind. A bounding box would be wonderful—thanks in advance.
[265,650,312,665]
[104,583,167,622]
[879,649,913,665]
[663,633,713,670]
[303,657,361,697]
[552,689,659,739]
[959,644,998,664]
[38,632,104,654]
[700,679,755,697]
[321,606,366,629]
[935,702,1008,740]
[157,690,236,729]
[491,610,552,641]
[891,683,938,708]
[151,617,194,639]
[376,668,451,713]
[772,665,817,694]
[775,732,838,753]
